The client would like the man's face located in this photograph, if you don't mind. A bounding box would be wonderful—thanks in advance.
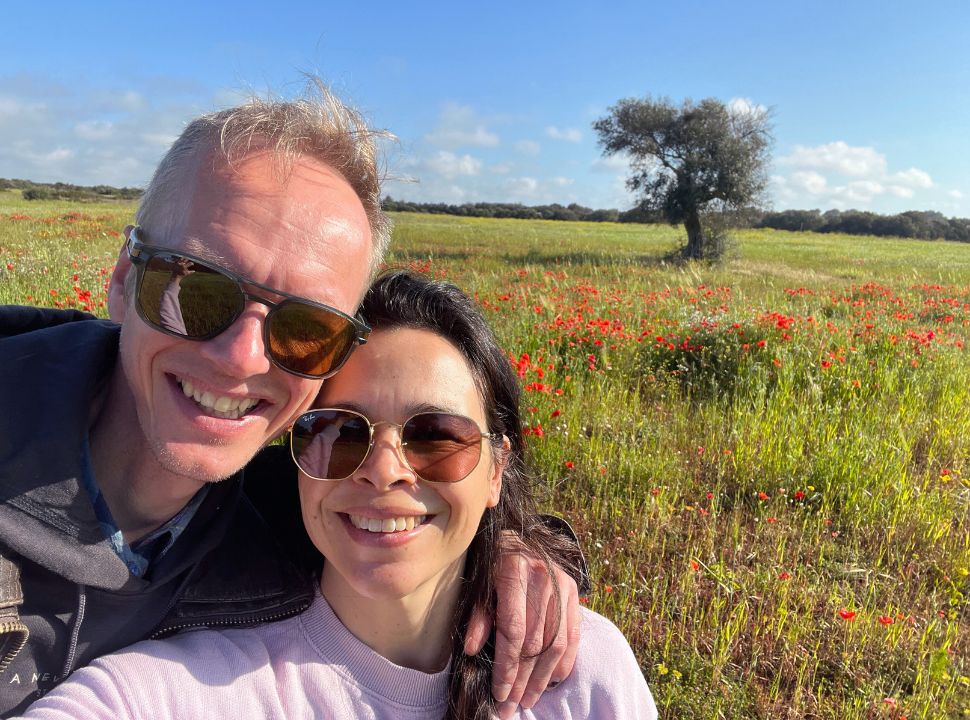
[111,152,373,483]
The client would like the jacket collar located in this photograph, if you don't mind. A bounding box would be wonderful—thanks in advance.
[0,312,240,590]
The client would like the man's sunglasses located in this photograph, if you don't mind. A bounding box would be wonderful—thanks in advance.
[290,408,502,483]
[126,228,370,379]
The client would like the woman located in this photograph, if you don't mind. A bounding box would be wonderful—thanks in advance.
[16,271,656,719]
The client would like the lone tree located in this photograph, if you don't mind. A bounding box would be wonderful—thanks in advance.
[594,96,772,259]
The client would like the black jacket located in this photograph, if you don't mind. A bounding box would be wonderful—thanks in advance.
[0,307,314,716]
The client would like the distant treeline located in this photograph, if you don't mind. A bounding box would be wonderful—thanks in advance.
[0,178,142,202]
[755,208,970,242]
[383,197,970,243]
[4,181,968,242]
[382,197,629,223]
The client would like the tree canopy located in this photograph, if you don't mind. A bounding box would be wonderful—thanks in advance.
[594,96,772,258]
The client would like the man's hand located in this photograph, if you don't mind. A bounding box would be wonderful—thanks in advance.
[464,548,581,718]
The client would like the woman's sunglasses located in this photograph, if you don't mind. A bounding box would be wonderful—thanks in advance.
[290,408,502,483]
[126,228,370,379]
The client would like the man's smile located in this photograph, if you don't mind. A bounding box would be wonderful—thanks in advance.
[175,375,263,420]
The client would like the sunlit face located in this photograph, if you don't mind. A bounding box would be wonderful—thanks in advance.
[109,152,373,483]
[298,327,505,604]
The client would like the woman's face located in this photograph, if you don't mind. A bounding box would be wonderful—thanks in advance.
[298,326,505,603]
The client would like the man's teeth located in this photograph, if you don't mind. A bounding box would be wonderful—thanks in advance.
[349,514,427,533]
[178,378,258,419]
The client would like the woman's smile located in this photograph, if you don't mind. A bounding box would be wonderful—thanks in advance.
[298,326,503,605]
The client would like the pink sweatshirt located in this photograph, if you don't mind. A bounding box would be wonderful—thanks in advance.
[16,592,658,719]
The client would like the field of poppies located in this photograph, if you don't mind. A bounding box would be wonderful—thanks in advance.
[1,190,968,719]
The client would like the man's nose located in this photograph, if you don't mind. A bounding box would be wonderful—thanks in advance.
[197,304,273,378]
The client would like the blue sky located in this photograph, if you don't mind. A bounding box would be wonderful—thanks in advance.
[2,1,968,216]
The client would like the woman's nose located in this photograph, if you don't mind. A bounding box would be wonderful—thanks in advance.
[353,426,417,489]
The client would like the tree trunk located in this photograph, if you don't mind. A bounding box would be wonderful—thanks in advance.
[683,208,705,259]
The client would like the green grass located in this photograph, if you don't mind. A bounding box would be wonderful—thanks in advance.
[2,196,968,719]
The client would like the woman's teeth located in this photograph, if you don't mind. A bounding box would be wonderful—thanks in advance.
[178,377,258,419]
[349,514,427,533]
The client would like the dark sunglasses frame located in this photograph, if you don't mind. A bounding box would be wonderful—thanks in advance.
[126,228,371,379]
[290,407,502,483]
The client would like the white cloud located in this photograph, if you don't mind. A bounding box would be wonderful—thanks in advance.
[489,162,513,174]
[948,189,964,199]
[591,152,631,174]
[774,140,935,211]
[141,132,180,148]
[118,91,147,112]
[424,104,499,148]
[790,170,828,195]
[727,97,768,116]
[514,140,540,156]
[504,176,539,196]
[551,176,574,187]
[9,145,76,171]
[546,126,582,143]
[0,75,239,187]
[410,150,482,179]
[887,186,914,199]
[890,168,933,188]
[781,141,887,177]
[843,180,884,202]
[75,120,114,141]
[0,96,24,118]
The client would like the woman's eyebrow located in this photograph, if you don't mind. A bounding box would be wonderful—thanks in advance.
[407,401,460,416]
[314,400,464,418]
[317,400,366,414]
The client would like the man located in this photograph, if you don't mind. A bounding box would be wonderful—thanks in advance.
[0,84,580,718]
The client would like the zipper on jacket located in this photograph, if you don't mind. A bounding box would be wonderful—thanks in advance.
[0,619,29,672]
[150,601,310,640]
[0,550,29,672]
[60,584,87,677]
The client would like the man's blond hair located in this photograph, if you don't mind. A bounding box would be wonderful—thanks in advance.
[136,79,391,274]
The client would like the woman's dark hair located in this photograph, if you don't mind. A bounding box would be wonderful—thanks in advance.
[359,270,582,720]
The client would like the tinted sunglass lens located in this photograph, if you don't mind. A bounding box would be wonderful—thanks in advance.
[292,410,371,480]
[267,301,358,378]
[403,413,483,483]
[139,254,243,338]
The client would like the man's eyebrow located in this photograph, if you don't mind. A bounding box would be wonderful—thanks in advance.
[183,237,230,267]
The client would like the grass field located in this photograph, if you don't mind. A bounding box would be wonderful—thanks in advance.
[2,190,968,719]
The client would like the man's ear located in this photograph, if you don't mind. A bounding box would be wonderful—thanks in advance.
[487,436,510,508]
[107,225,135,323]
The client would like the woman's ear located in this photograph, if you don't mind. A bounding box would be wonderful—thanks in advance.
[107,226,135,323]
[487,436,510,508]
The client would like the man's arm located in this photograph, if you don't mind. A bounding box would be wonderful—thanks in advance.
[464,516,590,717]
[0,306,97,339]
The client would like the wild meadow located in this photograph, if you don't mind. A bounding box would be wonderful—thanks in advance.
[1,190,968,719]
